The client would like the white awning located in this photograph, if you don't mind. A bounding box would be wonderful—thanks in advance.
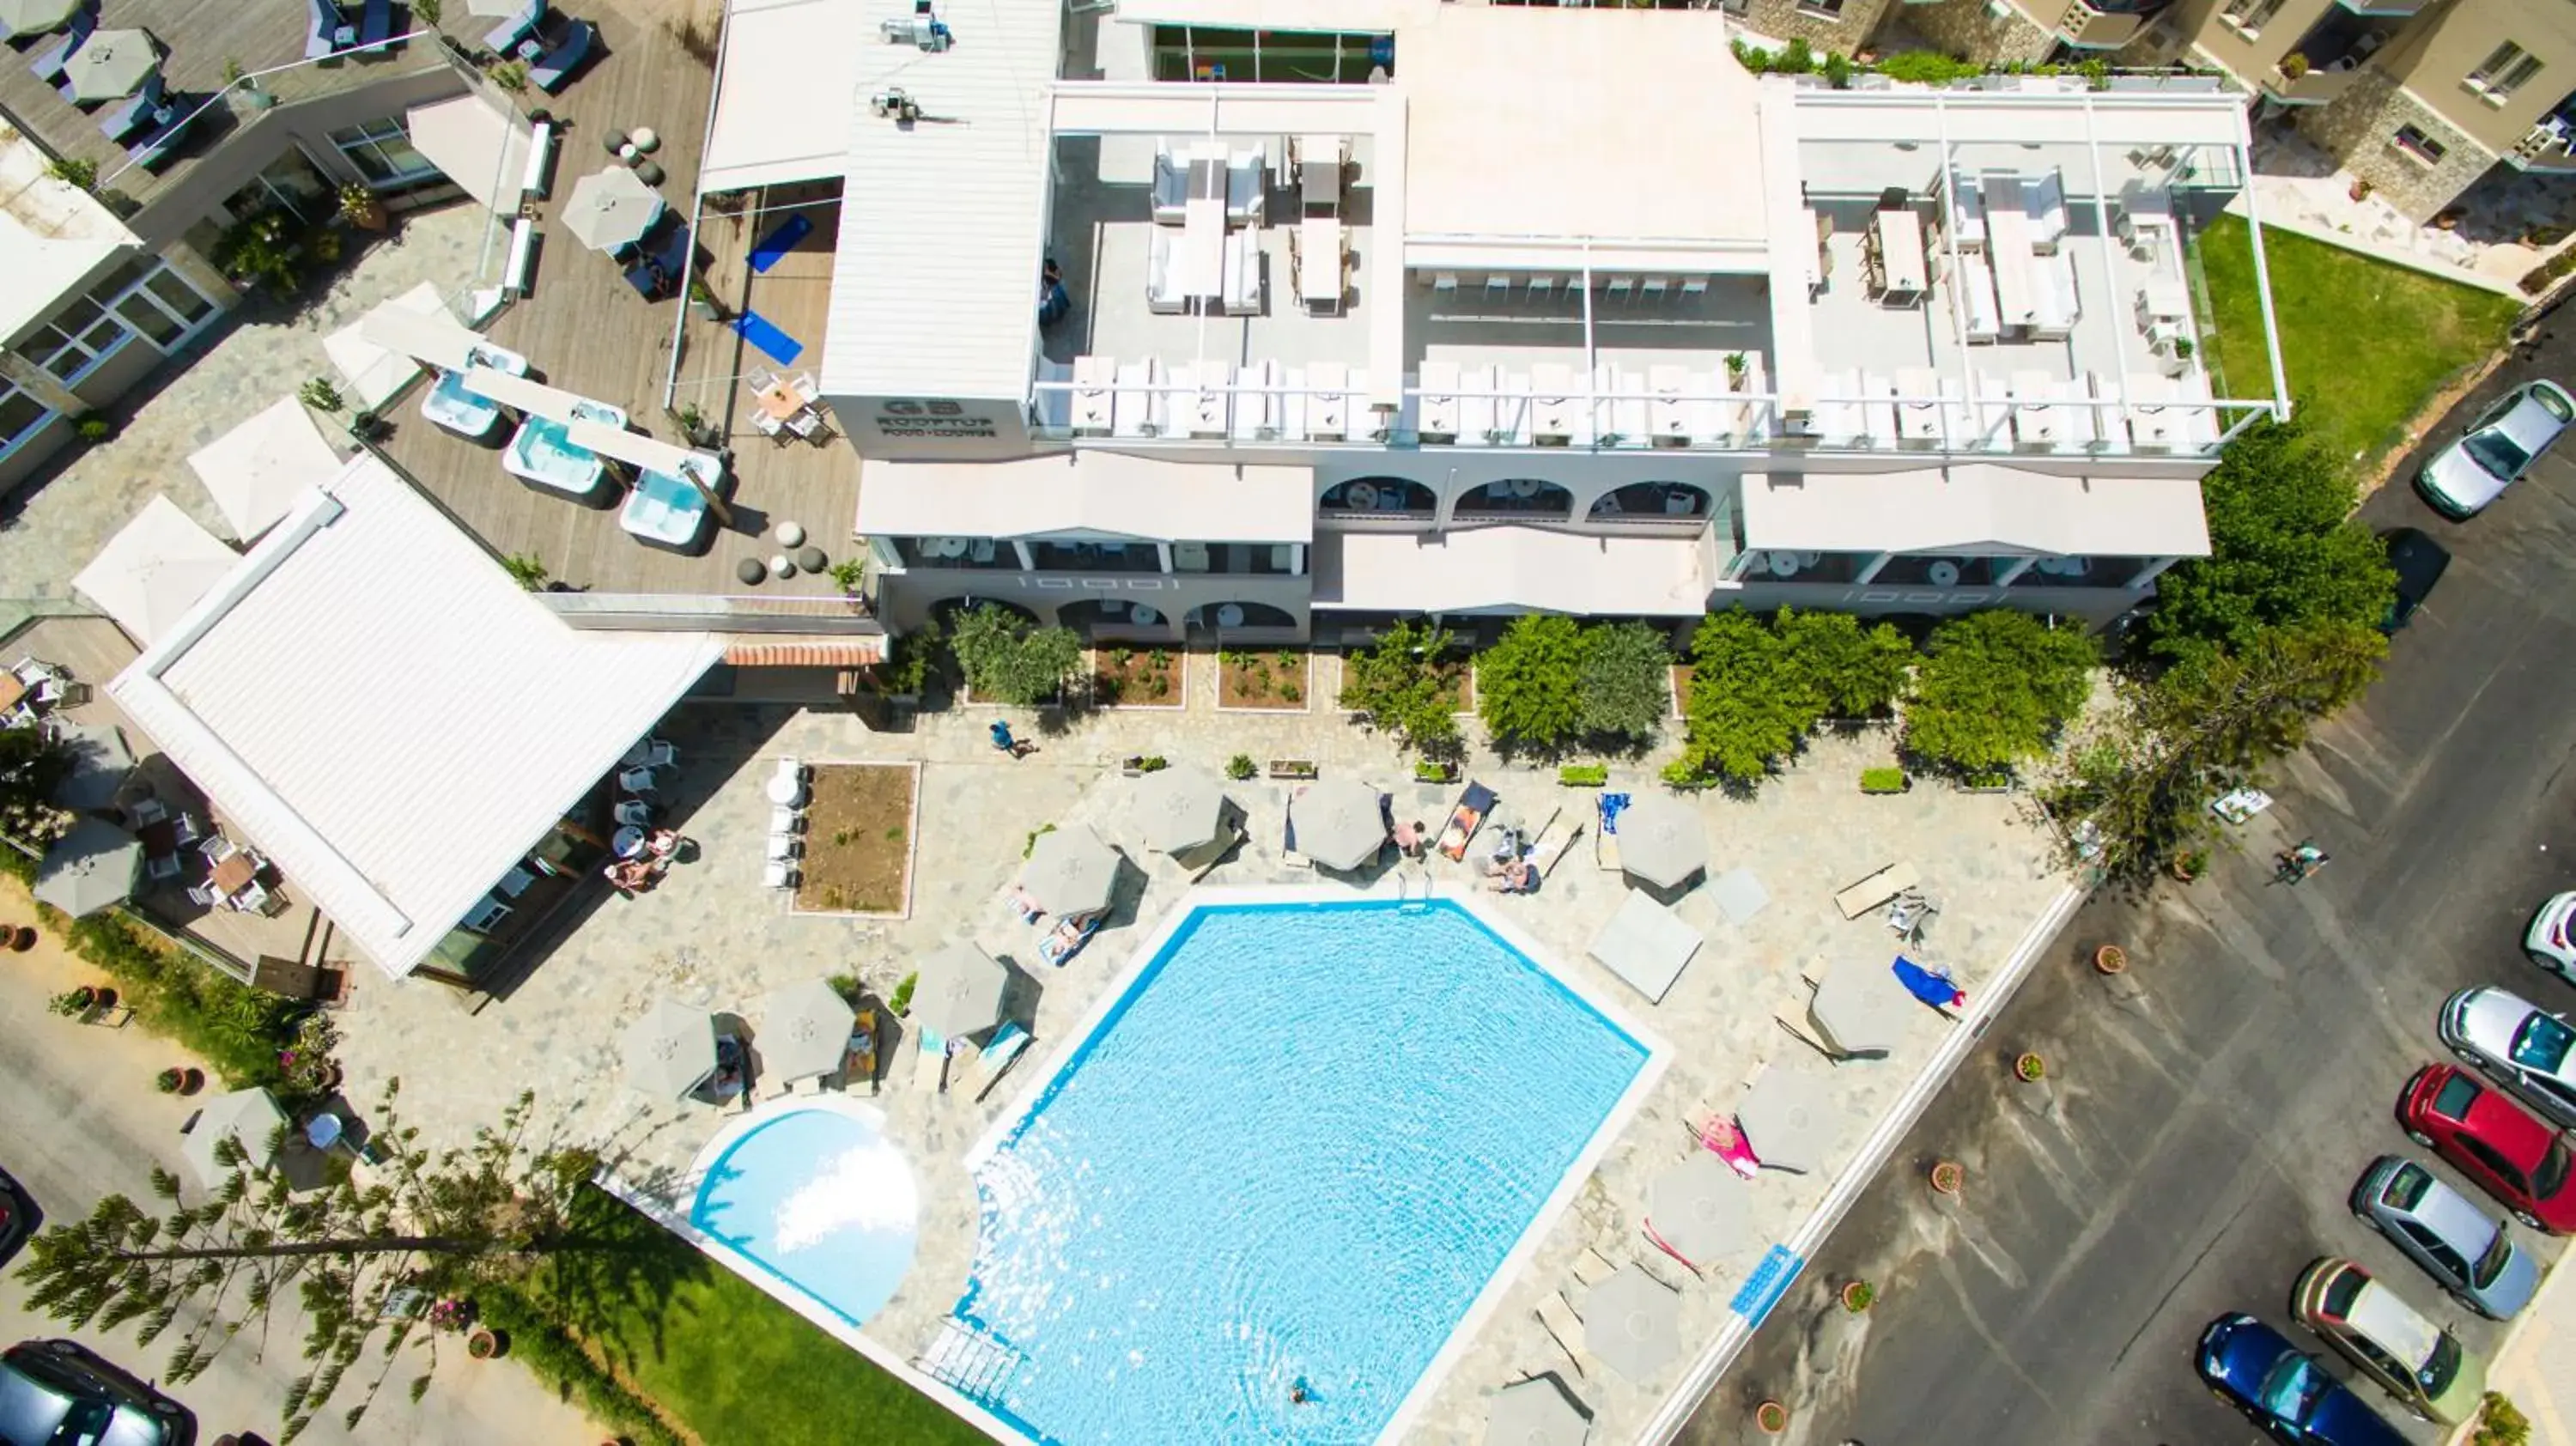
[461,368,588,422]
[1739,465,2211,557]
[856,453,1315,543]
[322,283,448,410]
[404,94,532,213]
[702,0,868,193]
[186,397,343,542]
[564,418,708,477]
[70,495,241,646]
[360,304,483,374]
[1313,525,1709,617]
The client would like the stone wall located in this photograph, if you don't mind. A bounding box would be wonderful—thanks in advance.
[1894,0,2058,67]
[1743,0,1900,55]
[2299,68,2496,222]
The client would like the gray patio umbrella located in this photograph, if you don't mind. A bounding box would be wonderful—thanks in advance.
[912,941,1007,1039]
[1580,1264,1681,1382]
[1810,956,1915,1058]
[0,0,79,39]
[1646,1152,1752,1268]
[1739,1065,1838,1174]
[1485,1376,1591,1446]
[64,28,159,104]
[1131,765,1228,855]
[50,721,134,813]
[562,167,665,253]
[32,819,139,919]
[1021,824,1117,918]
[757,980,855,1082]
[622,998,715,1100]
[1614,794,1706,892]
[1294,775,1386,871]
[182,1086,287,1188]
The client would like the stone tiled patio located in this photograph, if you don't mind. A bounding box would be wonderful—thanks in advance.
[331,661,2069,1445]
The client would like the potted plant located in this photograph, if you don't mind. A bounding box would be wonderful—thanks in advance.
[71,413,113,444]
[674,402,719,448]
[2,923,32,951]
[1840,1279,1876,1313]
[2169,847,2208,882]
[1754,1400,1789,1434]
[1268,759,1319,781]
[300,377,343,413]
[1415,759,1457,785]
[1860,766,1909,794]
[828,558,868,599]
[2277,51,2310,81]
[348,410,387,443]
[1929,1159,1965,1195]
[1226,754,1258,781]
[1724,352,1750,390]
[465,1327,506,1358]
[2094,944,2128,975]
[501,553,549,591]
[224,58,275,110]
[49,986,98,1018]
[2349,176,2374,203]
[687,277,726,322]
[155,1067,186,1094]
[337,183,386,233]
[2015,1051,2045,1083]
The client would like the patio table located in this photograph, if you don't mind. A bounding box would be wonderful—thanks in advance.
[210,852,256,896]
[0,675,25,715]
[755,380,807,423]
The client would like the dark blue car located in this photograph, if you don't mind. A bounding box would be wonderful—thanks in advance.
[2197,1314,2410,1446]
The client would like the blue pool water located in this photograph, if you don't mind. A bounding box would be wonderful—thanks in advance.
[957,899,1649,1444]
[689,1106,920,1328]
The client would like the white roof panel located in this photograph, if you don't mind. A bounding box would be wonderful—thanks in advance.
[1792,89,2251,149]
[857,453,1315,542]
[821,0,1059,402]
[107,456,721,978]
[1314,526,1710,617]
[1739,465,2211,557]
[703,0,869,193]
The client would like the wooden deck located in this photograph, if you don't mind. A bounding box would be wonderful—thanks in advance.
[380,12,861,601]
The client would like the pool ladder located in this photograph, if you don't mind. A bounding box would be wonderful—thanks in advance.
[921,1319,1024,1404]
[1393,860,1433,912]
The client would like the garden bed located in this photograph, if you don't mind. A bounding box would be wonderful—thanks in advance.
[1670,664,1694,720]
[792,763,920,916]
[1217,649,1310,711]
[1091,645,1184,708]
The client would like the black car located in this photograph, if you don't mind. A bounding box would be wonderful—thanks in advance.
[0,1169,23,1267]
[2381,526,2451,633]
[0,1340,193,1446]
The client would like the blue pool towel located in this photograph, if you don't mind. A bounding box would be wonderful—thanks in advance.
[732,310,803,366]
[747,213,812,274]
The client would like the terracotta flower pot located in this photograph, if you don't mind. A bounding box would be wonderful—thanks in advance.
[466,1327,505,1359]
[1840,1280,1875,1312]
[2094,945,2128,975]
[1754,1400,1789,1434]
[1929,1160,1965,1195]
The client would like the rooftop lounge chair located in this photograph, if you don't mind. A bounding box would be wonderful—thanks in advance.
[964,1021,1031,1100]
[482,0,542,53]
[355,0,395,51]
[529,16,593,94]
[305,0,346,58]
[126,106,193,172]
[914,1024,950,1093]
[1436,781,1496,862]
[843,1010,878,1093]
[27,9,91,82]
[1038,913,1100,969]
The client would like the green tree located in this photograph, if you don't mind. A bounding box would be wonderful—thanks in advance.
[1904,611,2097,773]
[0,726,74,841]
[947,605,1082,707]
[1576,621,1673,743]
[1777,608,1914,717]
[1339,618,1464,758]
[2143,416,2396,665]
[1475,615,1587,753]
[1667,611,1819,787]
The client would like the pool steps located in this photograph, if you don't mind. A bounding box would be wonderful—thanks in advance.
[922,1319,1025,1404]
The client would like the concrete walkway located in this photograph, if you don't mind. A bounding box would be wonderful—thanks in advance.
[2459,1255,2576,1446]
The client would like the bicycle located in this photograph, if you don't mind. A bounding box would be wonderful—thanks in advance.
[2272,840,2329,886]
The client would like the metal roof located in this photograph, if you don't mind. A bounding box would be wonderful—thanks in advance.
[1739,465,2212,558]
[855,453,1315,543]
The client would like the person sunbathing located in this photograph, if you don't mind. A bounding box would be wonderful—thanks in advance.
[1484,860,1538,894]
[1010,884,1046,923]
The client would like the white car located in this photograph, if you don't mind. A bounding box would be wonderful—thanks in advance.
[2441,987,2576,1128]
[2415,380,2576,519]
[2528,893,2576,978]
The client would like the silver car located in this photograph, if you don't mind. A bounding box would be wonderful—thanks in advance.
[2351,1156,2539,1320]
[2416,380,2575,519]
[2439,987,2576,1128]
[2526,892,2576,978]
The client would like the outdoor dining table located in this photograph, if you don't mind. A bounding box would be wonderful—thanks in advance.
[210,851,257,897]
[755,380,808,423]
[0,675,25,715]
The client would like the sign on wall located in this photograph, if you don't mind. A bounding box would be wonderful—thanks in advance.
[872,398,1000,440]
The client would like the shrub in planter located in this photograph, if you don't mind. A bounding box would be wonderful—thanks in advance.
[1860,766,1909,794]
[1840,1279,1876,1312]
[2015,1051,2046,1083]
[1414,759,1456,784]
[1227,753,1258,781]
[888,971,918,1017]
[1754,1400,1789,1434]
[155,1067,186,1094]
[49,986,97,1017]
[2094,944,2129,975]
[466,1327,507,1358]
[1929,1159,1965,1194]
[1558,763,1608,787]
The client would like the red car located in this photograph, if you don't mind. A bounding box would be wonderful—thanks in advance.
[2400,1064,2576,1233]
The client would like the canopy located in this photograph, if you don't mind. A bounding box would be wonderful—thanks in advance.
[182,1086,288,1187]
[1293,776,1384,872]
[404,94,532,213]
[70,496,239,647]
[562,167,665,252]
[1615,794,1705,892]
[1740,1065,1838,1174]
[1646,1152,1752,1268]
[64,27,157,103]
[913,942,1008,1038]
[361,304,483,374]
[1580,1264,1681,1382]
[1585,890,1701,1005]
[49,720,133,812]
[0,0,80,39]
[324,283,448,409]
[622,998,715,1099]
[188,396,343,542]
[1485,1376,1591,1446]
[33,819,139,918]
[562,417,699,477]
[1021,825,1118,918]
[1810,956,1916,1058]
[461,367,590,424]
[757,980,857,1082]
[1132,765,1228,854]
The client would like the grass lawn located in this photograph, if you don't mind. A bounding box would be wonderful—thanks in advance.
[528,1188,988,1446]
[2197,213,2520,471]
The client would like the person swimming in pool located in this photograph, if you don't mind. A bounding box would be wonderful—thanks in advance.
[1289,1380,1312,1405]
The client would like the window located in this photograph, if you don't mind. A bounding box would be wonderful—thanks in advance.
[0,380,54,456]
[25,294,131,384]
[1797,0,1846,15]
[2459,1135,2524,1191]
[328,117,437,189]
[2393,124,2450,165]
[2470,41,2543,100]
[2220,0,2284,34]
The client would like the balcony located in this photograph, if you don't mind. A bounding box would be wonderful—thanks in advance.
[2049,0,2143,51]
[2510,116,2576,173]
[2332,0,2425,15]
[2262,62,2360,105]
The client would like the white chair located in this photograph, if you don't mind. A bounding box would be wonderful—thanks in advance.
[498,866,538,898]
[173,812,203,845]
[617,767,659,793]
[186,883,220,908]
[1605,276,1635,306]
[463,895,510,933]
[146,854,181,883]
[202,835,238,864]
[614,799,656,828]
[1485,275,1510,306]
[637,738,679,769]
[1526,275,1556,307]
[129,797,167,826]
[766,833,802,861]
[752,410,787,444]
[770,806,803,834]
[1642,276,1669,305]
[234,881,273,915]
[762,860,797,889]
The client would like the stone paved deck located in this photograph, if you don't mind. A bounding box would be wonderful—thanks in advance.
[330,661,2069,1446]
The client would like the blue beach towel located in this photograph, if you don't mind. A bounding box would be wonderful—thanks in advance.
[748,213,812,274]
[1892,955,1962,1008]
[731,309,803,366]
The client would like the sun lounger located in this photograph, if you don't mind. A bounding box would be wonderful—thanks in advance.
[307,0,346,58]
[748,212,812,274]
[125,107,191,171]
[1038,913,1101,968]
[28,10,89,82]
[966,1021,1032,1100]
[1534,1291,1604,1380]
[482,0,541,52]
[1280,810,1311,872]
[530,17,593,94]
[1535,819,1585,878]
[1594,793,1629,872]
[356,0,394,50]
[914,1023,950,1093]
[1833,860,1920,920]
[1437,781,1497,862]
[843,1009,879,1093]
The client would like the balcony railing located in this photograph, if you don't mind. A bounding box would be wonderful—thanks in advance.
[2050,0,2143,51]
[2261,64,2360,105]
[539,592,886,635]
[2332,0,2424,15]
[2511,117,2576,173]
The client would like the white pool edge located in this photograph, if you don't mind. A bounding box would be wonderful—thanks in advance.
[957,880,1672,1446]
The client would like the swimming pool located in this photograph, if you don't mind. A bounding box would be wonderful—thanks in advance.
[948,894,1655,1445]
[687,1101,920,1328]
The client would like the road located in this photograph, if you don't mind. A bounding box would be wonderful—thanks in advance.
[1680,323,2576,1446]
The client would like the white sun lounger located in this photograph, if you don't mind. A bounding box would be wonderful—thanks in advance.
[914,1024,950,1093]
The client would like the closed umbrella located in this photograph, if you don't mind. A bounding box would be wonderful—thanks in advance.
[1645,1153,1751,1268]
[1022,825,1118,917]
[1580,1264,1680,1382]
[1293,776,1385,871]
[1485,1376,1591,1446]
[623,998,714,1099]
[49,721,134,813]
[913,942,1007,1038]
[33,819,140,919]
[757,980,855,1082]
[182,1087,288,1187]
[1132,765,1227,854]
[562,167,665,253]
[0,0,79,39]
[1809,956,1915,1058]
[64,28,159,103]
[1739,1065,1838,1174]
[1614,794,1705,891]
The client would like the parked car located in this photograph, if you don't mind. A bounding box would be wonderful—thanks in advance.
[2415,378,2576,518]
[2196,1313,2412,1446]
[2379,527,2451,634]
[2350,1155,2539,1319]
[0,1338,192,1446]
[2525,891,2576,977]
[0,1168,22,1267]
[2291,1257,2487,1423]
[2398,1064,2576,1232]
[2439,987,2576,1128]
